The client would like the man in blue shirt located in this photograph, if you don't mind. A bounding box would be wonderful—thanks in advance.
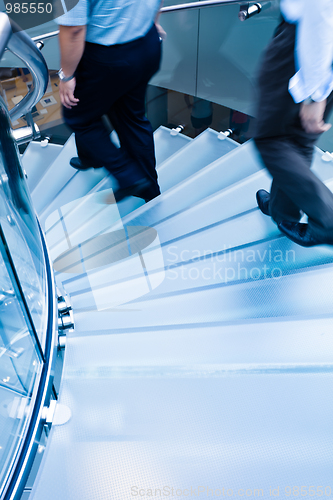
[56,0,163,202]
[254,0,333,246]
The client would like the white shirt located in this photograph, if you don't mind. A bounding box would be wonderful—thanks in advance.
[280,0,333,102]
[55,0,161,46]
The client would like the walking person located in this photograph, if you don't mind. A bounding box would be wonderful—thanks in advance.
[254,0,333,246]
[56,0,164,202]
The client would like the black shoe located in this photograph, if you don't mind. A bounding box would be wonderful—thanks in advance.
[113,179,152,203]
[278,221,333,247]
[70,157,103,170]
[143,192,160,203]
[256,189,270,216]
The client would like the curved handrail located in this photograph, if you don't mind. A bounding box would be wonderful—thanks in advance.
[0,12,49,121]
[0,12,12,55]
[31,0,272,44]
[31,29,60,43]
[162,0,264,12]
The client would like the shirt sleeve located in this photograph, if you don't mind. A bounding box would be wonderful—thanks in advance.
[54,0,89,26]
[288,0,333,103]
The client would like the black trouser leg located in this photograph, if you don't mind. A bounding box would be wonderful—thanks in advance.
[107,36,161,199]
[63,24,161,192]
[254,21,333,239]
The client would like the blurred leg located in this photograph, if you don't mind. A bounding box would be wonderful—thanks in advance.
[63,31,160,189]
[108,82,160,198]
[107,25,162,199]
[254,21,333,239]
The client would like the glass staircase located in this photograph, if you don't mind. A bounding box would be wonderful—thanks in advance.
[16,125,333,500]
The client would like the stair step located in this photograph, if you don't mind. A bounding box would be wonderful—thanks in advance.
[22,141,62,192]
[42,130,245,255]
[116,128,238,218]
[47,147,333,314]
[64,206,333,314]
[115,145,333,231]
[67,257,333,329]
[114,140,263,230]
[154,125,192,166]
[157,127,239,192]
[58,171,333,316]
[31,134,78,215]
[70,315,333,365]
[35,126,194,225]
[45,139,261,257]
[30,318,333,500]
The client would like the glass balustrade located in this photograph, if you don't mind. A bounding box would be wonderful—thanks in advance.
[0,100,48,352]
[0,242,43,498]
[0,89,56,499]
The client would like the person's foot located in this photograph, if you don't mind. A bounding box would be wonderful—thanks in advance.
[143,192,160,203]
[256,189,270,216]
[70,157,103,170]
[278,221,333,247]
[112,179,152,203]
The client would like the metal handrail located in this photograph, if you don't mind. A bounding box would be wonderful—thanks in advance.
[162,0,266,12]
[31,0,271,44]
[31,29,60,43]
[0,12,12,55]
[0,12,49,122]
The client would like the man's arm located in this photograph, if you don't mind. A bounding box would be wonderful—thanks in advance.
[288,0,333,133]
[155,0,166,40]
[299,99,331,134]
[58,24,86,109]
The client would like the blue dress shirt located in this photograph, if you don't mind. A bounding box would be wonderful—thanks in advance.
[55,0,161,46]
[280,0,333,103]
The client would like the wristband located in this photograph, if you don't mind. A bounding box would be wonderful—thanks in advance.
[58,68,75,82]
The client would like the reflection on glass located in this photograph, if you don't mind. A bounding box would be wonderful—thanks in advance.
[0,246,42,494]
[146,86,256,144]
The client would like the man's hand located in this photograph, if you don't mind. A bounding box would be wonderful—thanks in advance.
[300,99,331,134]
[59,78,79,109]
[155,22,166,41]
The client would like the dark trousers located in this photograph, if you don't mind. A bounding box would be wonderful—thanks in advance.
[63,24,162,200]
[254,21,333,239]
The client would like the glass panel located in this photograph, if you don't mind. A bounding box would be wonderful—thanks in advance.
[0,241,42,495]
[0,102,48,350]
[150,9,199,96]
[197,3,280,114]
[0,66,66,137]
